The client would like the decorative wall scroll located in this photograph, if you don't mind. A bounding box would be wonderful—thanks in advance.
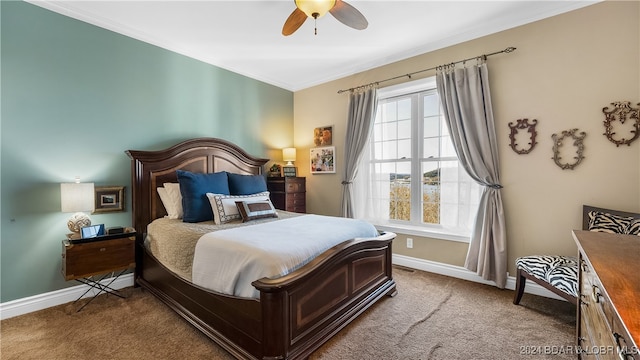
[508,118,538,154]
[551,129,586,170]
[602,101,640,147]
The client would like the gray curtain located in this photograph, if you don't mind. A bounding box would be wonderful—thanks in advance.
[436,61,507,288]
[341,88,378,218]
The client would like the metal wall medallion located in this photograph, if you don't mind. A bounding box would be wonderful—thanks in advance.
[551,129,586,170]
[508,118,538,154]
[602,101,640,147]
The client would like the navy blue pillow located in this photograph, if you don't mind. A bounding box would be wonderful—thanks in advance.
[227,173,267,195]
[176,170,229,222]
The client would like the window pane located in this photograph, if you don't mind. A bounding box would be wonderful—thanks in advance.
[398,119,411,139]
[422,162,440,224]
[397,98,411,120]
[373,140,382,159]
[382,102,397,122]
[373,123,382,141]
[423,94,439,117]
[382,121,397,141]
[440,116,450,136]
[424,115,439,138]
[441,135,456,157]
[382,140,397,159]
[423,137,439,158]
[389,161,411,221]
[398,139,411,159]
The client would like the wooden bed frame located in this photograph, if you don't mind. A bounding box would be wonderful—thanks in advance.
[126,138,397,360]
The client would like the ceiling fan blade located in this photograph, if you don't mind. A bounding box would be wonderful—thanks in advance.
[329,0,368,30]
[282,8,307,36]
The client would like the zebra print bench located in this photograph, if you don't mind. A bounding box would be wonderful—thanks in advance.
[513,205,640,305]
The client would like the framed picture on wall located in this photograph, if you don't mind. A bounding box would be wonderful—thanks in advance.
[93,186,125,213]
[313,125,333,146]
[310,146,335,174]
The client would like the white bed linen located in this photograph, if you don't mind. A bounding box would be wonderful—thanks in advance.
[192,214,379,298]
[145,212,298,280]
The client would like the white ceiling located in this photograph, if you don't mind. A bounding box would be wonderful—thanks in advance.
[30,0,598,91]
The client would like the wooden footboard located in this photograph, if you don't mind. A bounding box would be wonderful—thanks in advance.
[136,232,396,360]
[254,232,396,359]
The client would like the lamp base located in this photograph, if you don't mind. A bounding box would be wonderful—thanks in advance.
[67,212,91,236]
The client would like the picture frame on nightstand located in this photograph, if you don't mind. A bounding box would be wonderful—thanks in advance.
[283,166,297,177]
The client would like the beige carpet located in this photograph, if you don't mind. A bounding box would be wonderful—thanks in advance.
[0,267,575,360]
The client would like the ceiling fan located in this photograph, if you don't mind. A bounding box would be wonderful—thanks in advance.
[282,0,368,36]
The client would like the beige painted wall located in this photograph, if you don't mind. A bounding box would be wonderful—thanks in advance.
[293,1,640,277]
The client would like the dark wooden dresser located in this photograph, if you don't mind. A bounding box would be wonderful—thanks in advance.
[266,176,306,213]
[573,230,639,359]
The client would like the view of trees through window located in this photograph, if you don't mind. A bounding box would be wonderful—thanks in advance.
[389,169,440,223]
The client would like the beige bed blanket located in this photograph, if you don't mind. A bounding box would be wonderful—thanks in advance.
[145,211,300,281]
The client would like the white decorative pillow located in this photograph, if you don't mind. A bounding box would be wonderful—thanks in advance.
[163,182,183,219]
[156,183,183,219]
[206,191,271,225]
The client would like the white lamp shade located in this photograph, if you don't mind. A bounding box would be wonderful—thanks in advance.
[295,0,336,18]
[283,148,297,165]
[61,182,95,213]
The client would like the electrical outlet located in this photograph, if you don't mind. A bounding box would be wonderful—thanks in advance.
[406,237,413,249]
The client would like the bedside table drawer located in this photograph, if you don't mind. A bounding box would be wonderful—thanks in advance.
[286,196,306,207]
[62,236,135,280]
[285,181,305,193]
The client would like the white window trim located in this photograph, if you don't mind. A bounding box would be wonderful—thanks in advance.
[374,222,471,243]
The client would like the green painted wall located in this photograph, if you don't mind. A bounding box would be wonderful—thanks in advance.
[1,1,293,302]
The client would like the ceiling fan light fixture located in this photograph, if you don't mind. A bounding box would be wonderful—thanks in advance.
[295,0,336,18]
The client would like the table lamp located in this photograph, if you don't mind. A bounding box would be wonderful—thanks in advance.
[61,178,95,239]
[283,148,297,166]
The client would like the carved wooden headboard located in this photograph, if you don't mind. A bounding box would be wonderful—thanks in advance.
[125,138,269,234]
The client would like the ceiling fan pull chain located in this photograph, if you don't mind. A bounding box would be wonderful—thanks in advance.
[314,13,318,35]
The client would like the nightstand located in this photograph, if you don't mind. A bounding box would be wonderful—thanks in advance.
[61,231,136,311]
[267,177,306,213]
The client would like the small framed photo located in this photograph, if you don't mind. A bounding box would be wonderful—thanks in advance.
[283,166,297,177]
[313,125,333,146]
[310,146,335,174]
[93,186,125,213]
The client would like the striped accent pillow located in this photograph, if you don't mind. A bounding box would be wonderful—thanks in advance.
[206,191,271,224]
[625,219,640,236]
[235,200,278,222]
[588,211,634,234]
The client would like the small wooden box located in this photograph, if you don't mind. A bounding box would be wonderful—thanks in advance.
[62,234,136,281]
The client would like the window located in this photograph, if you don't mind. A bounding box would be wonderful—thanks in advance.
[353,77,481,241]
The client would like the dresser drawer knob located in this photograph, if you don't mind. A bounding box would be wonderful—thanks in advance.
[591,284,602,303]
[100,247,107,252]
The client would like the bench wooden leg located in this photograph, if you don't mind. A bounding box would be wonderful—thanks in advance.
[513,268,526,305]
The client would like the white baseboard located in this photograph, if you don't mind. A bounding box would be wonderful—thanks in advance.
[392,254,566,302]
[0,274,134,320]
[0,256,566,320]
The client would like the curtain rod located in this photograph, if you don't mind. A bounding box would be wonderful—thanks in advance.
[337,46,517,94]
